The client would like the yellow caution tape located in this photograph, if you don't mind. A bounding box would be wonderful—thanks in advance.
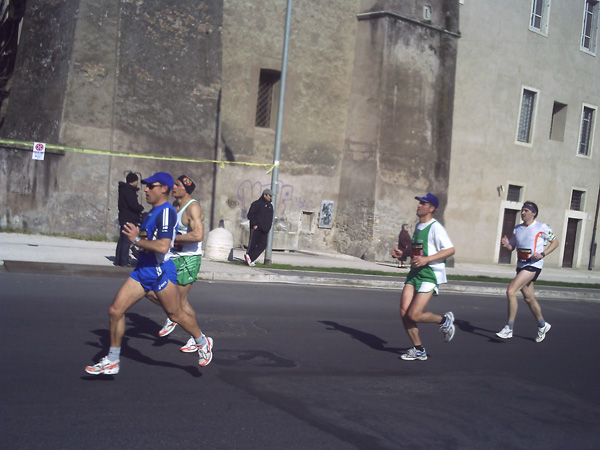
[0,138,278,173]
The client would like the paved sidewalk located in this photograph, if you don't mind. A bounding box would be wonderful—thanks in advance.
[1,232,598,300]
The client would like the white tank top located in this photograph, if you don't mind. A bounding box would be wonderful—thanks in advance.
[173,199,203,256]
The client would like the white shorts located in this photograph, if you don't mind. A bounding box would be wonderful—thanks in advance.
[417,281,439,295]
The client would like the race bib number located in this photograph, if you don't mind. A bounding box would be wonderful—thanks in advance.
[173,232,183,252]
[517,248,532,262]
[411,243,424,257]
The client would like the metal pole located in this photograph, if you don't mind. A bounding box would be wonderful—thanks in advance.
[264,0,292,265]
[588,184,600,270]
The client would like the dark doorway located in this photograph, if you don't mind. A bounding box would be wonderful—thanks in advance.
[499,209,519,264]
[562,218,579,268]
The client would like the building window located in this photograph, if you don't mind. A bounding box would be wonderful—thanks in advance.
[578,104,597,156]
[530,0,551,35]
[581,0,599,54]
[570,190,585,211]
[549,102,567,141]
[517,88,538,144]
[255,69,281,129]
[507,185,523,202]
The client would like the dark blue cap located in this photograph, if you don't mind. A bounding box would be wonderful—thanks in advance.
[415,193,439,209]
[142,172,174,190]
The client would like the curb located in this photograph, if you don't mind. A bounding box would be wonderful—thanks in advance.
[2,260,599,302]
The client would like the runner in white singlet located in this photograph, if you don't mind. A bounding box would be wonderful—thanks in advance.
[497,201,559,343]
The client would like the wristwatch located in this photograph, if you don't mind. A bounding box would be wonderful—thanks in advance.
[540,251,546,258]
[133,237,141,244]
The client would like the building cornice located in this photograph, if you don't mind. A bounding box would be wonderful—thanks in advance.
[356,11,461,38]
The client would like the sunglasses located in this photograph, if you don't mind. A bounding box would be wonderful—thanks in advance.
[146,183,163,190]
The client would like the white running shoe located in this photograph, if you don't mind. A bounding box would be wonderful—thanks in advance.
[244,254,255,267]
[535,322,551,343]
[401,347,427,361]
[85,356,120,375]
[198,337,214,367]
[158,318,177,337]
[496,325,513,339]
[440,311,455,342]
[180,336,199,353]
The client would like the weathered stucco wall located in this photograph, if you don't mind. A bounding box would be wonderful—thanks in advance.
[1,0,79,231]
[336,0,459,260]
[1,0,458,263]
[216,0,360,250]
[1,0,222,238]
[446,0,600,268]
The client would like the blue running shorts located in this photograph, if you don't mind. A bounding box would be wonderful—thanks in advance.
[129,260,177,292]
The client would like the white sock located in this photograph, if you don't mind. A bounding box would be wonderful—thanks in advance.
[108,347,121,362]
[195,334,208,347]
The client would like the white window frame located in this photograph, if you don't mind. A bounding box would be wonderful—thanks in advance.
[529,0,551,36]
[506,184,524,203]
[569,187,587,211]
[515,87,539,147]
[577,103,597,158]
[581,0,599,55]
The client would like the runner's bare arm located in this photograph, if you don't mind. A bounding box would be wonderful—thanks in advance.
[174,203,204,244]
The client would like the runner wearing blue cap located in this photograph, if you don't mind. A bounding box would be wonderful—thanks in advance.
[392,193,456,361]
[84,172,213,375]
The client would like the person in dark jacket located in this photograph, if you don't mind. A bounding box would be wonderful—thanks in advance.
[115,172,144,266]
[244,188,274,266]
[397,224,412,268]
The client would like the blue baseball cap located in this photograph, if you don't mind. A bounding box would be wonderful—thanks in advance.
[415,193,439,209]
[141,172,174,190]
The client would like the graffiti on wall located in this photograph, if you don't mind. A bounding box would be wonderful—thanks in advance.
[237,179,316,220]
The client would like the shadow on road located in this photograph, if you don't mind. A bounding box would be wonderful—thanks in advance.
[81,313,202,379]
[453,318,536,343]
[319,320,405,355]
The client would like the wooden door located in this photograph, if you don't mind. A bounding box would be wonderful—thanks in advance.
[562,218,579,268]
[499,209,518,264]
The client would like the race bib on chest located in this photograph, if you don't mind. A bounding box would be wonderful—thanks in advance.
[173,232,183,252]
[411,243,424,257]
[517,248,532,262]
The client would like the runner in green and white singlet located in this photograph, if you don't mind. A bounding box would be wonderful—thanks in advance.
[392,193,456,361]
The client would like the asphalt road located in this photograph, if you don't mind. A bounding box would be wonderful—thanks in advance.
[1,272,599,449]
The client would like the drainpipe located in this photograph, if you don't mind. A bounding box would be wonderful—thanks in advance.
[589,184,600,270]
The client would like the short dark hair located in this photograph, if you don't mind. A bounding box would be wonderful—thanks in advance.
[126,172,138,183]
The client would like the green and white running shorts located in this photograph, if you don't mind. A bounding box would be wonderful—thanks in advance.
[405,266,439,295]
[173,254,202,286]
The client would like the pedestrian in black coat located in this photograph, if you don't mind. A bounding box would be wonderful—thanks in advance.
[115,172,144,266]
[244,189,274,266]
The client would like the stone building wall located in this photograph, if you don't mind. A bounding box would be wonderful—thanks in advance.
[1,0,222,238]
[1,0,458,263]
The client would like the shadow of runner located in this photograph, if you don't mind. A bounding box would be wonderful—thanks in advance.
[319,320,405,355]
[124,312,190,348]
[454,319,514,343]
[82,316,202,379]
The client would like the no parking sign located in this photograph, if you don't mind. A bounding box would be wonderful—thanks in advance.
[32,142,45,160]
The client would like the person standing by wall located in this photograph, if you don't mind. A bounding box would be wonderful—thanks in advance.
[392,193,456,361]
[496,201,559,343]
[396,223,412,268]
[115,172,144,266]
[244,188,274,266]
